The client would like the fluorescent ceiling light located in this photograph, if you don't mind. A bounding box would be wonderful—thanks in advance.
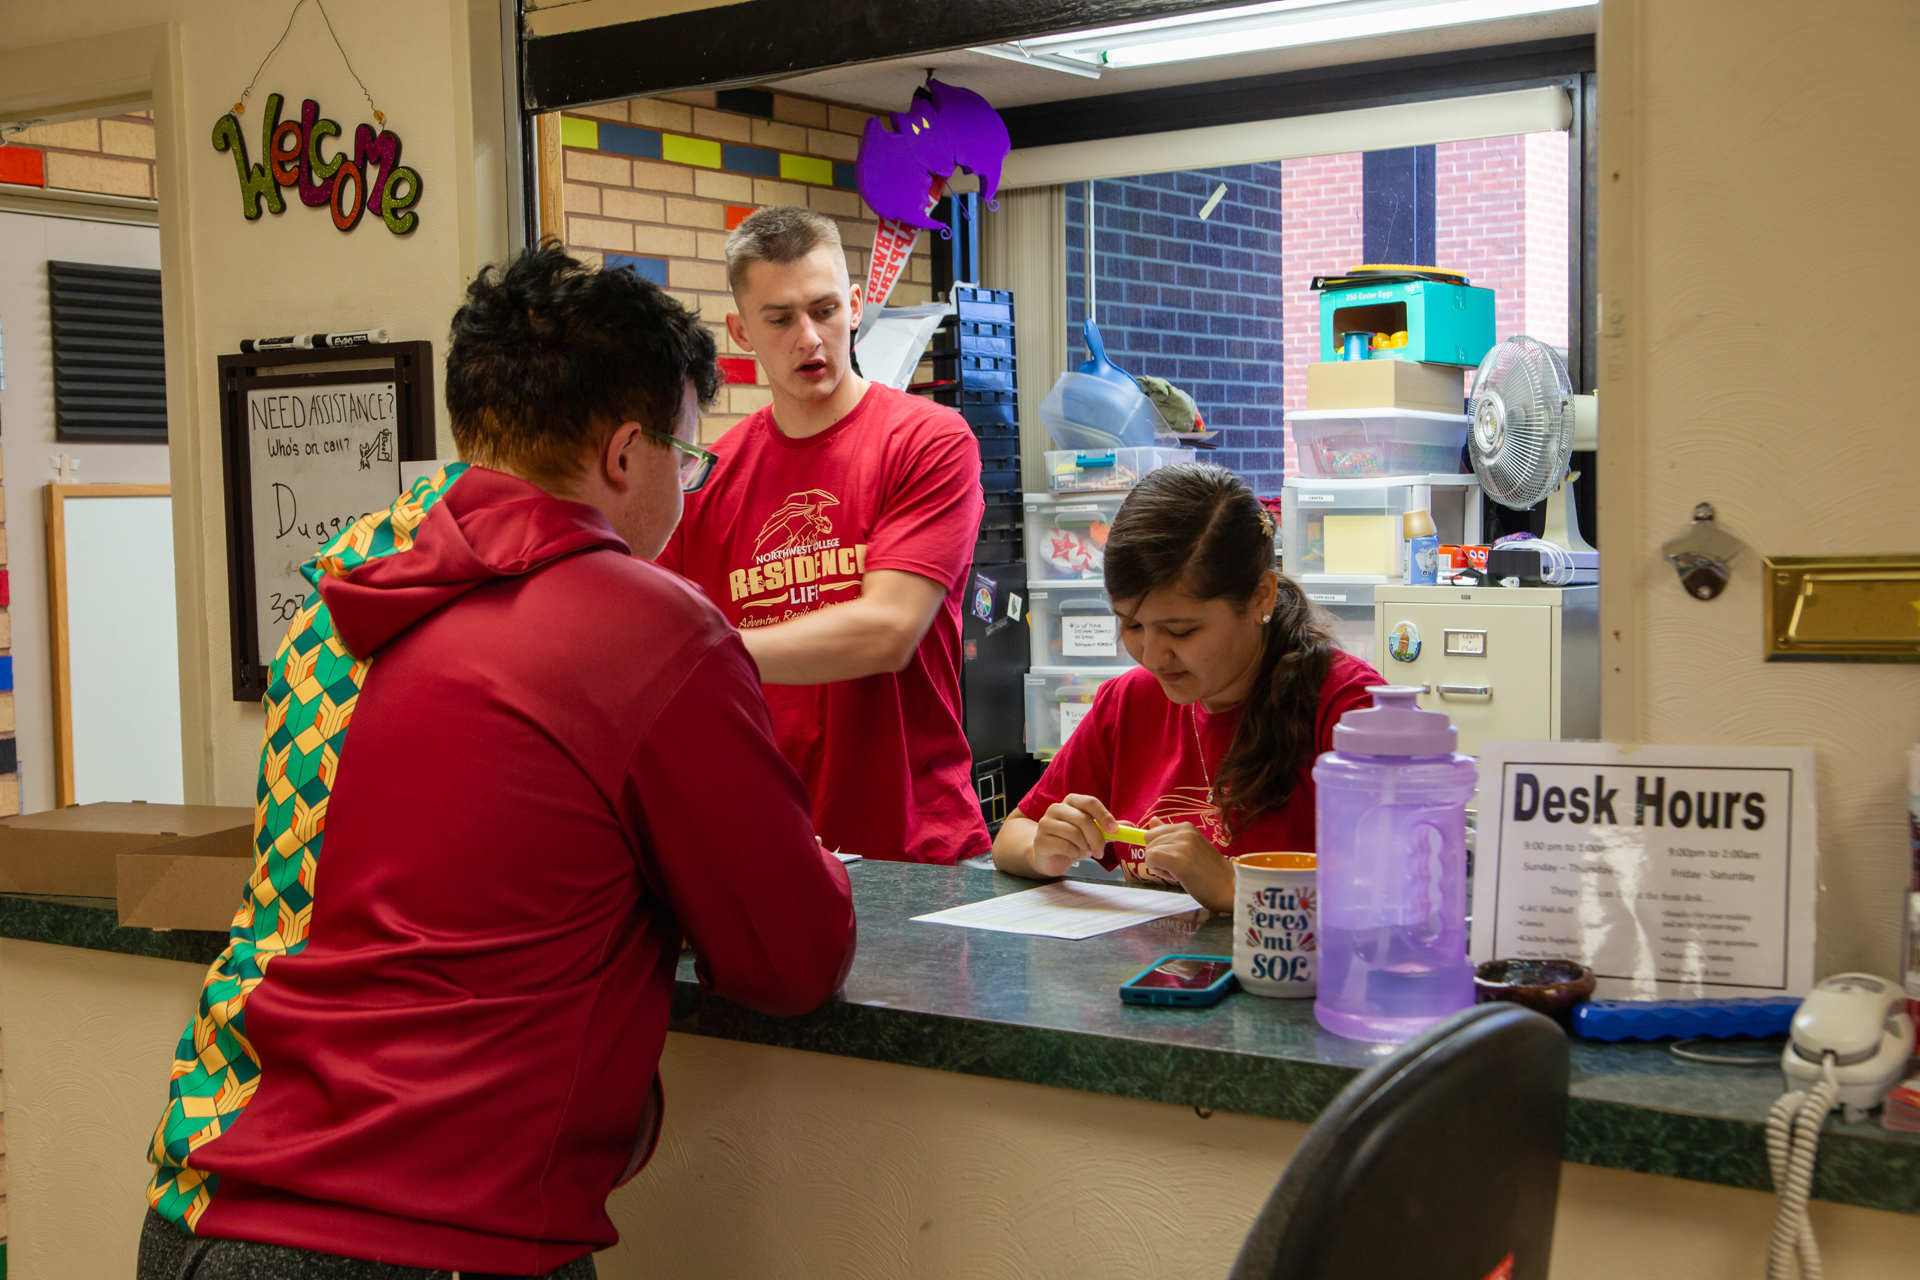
[969,43,1104,79]
[982,0,1596,72]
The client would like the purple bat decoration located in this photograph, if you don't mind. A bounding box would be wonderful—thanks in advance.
[857,78,1011,232]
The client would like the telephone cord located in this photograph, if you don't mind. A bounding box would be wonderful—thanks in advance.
[1764,1054,1838,1280]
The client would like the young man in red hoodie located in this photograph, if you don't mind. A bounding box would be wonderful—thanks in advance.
[656,206,988,865]
[137,245,857,1278]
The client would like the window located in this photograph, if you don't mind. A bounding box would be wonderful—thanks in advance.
[48,259,167,442]
[1066,133,1570,490]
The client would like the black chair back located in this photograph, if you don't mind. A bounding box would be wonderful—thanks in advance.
[1227,1003,1569,1280]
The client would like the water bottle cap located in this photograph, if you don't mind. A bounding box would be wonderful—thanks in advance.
[1332,685,1458,755]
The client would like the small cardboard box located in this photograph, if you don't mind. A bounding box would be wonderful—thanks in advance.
[117,846,254,932]
[1305,360,1466,413]
[0,802,252,903]
[1318,279,1496,367]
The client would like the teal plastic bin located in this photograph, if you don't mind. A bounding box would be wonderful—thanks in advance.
[1318,279,1495,368]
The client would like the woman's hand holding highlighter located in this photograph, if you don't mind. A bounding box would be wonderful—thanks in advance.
[1030,794,1125,877]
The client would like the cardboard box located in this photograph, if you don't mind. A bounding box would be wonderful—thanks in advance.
[1305,360,1467,413]
[118,847,253,932]
[0,802,252,901]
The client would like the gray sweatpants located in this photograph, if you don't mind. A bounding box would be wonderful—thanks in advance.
[138,1210,599,1280]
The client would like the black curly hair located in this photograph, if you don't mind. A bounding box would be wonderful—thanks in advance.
[446,239,720,486]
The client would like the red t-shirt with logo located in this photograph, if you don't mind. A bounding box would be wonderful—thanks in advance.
[658,383,988,864]
[1017,652,1383,870]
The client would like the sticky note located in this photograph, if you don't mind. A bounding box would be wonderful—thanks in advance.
[1323,515,1394,576]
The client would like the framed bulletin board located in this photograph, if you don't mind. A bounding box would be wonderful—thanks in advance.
[45,483,183,807]
[218,342,436,701]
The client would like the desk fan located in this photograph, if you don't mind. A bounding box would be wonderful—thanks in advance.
[1466,335,1597,579]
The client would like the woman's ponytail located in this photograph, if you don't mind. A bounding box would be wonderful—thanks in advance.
[1213,574,1332,830]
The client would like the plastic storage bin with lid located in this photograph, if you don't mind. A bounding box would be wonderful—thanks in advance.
[1286,408,1469,479]
[1046,445,1195,493]
[1025,667,1125,759]
[1025,491,1125,584]
[1281,474,1481,581]
[1028,584,1134,671]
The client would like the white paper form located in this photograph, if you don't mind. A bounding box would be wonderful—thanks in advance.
[1061,615,1118,657]
[1472,741,1819,999]
[912,880,1204,940]
[851,303,954,390]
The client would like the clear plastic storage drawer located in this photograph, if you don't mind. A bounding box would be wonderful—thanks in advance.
[1281,475,1482,581]
[1025,667,1126,759]
[1299,580,1378,666]
[1025,492,1126,585]
[1286,409,1469,479]
[1045,446,1195,493]
[1027,583,1134,671]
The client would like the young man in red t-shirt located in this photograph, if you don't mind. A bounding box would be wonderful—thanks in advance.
[656,207,987,864]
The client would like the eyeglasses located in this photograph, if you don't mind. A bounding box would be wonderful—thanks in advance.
[642,429,719,493]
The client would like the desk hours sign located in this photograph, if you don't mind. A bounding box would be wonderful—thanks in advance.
[1472,742,1818,999]
[245,383,400,653]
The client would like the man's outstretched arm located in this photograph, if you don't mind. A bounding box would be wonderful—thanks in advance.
[740,568,947,685]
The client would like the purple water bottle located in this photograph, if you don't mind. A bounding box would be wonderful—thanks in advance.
[1312,686,1478,1043]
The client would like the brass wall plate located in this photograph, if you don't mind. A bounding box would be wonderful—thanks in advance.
[1764,556,1920,662]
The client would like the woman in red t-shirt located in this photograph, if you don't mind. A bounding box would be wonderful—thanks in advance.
[993,464,1383,912]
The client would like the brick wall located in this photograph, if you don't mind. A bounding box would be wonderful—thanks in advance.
[1279,152,1366,476]
[0,112,157,199]
[1522,131,1571,356]
[1435,137,1529,350]
[1433,133,1571,358]
[558,91,932,444]
[1065,166,1287,494]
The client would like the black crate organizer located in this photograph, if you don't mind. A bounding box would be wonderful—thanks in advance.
[912,193,1041,823]
[923,293,1023,563]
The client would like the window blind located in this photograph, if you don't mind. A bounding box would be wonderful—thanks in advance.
[1000,86,1571,190]
[49,259,167,442]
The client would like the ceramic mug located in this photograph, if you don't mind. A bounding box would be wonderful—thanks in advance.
[1234,852,1318,998]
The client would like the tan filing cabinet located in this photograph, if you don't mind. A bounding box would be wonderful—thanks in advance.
[1371,585,1598,756]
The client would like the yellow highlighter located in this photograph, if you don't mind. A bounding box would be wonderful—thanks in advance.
[1103,822,1149,845]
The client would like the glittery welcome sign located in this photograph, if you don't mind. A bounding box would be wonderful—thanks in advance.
[212,92,421,235]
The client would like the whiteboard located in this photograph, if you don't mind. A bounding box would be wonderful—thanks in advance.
[246,383,402,649]
[58,493,185,805]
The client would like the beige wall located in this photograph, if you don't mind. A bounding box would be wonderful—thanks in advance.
[1596,0,1920,978]
[5,939,1918,1279]
[0,3,509,808]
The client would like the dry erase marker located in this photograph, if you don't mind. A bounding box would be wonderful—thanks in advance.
[309,328,390,348]
[240,335,307,354]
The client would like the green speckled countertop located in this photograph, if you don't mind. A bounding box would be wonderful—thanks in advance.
[5,862,1917,1216]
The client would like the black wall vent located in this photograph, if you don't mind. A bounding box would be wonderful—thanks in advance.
[49,259,167,442]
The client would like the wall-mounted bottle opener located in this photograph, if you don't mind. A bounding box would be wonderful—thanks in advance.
[1661,503,1743,600]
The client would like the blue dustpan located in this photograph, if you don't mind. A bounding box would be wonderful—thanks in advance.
[1076,319,1139,391]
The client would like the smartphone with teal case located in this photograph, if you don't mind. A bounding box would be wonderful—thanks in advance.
[1120,955,1238,1007]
